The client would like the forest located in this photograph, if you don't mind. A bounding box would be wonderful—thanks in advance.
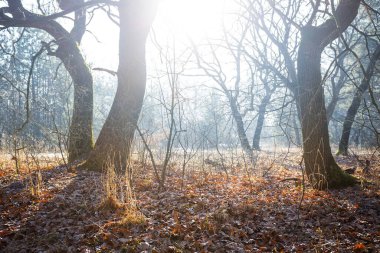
[0,0,379,252]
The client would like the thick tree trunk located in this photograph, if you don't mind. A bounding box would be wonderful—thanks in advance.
[55,42,94,162]
[296,0,360,189]
[46,10,93,163]
[85,0,158,171]
[338,44,380,156]
[252,93,271,150]
[53,2,93,162]
[297,41,354,189]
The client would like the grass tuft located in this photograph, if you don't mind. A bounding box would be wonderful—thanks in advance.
[119,209,147,227]
[99,196,123,211]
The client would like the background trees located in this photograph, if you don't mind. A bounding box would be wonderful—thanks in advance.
[0,28,71,157]
[1,1,380,252]
[338,43,380,155]
[0,0,94,162]
[0,0,379,189]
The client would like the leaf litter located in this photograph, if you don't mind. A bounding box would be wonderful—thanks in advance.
[0,152,379,252]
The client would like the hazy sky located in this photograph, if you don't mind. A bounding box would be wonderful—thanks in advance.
[81,0,229,70]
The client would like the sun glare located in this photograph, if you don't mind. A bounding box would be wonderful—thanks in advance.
[156,0,225,41]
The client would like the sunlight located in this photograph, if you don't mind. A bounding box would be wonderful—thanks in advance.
[83,0,232,69]
[1,0,379,251]
[156,0,225,41]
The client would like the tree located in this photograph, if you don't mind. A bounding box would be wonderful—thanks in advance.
[325,40,354,122]
[251,72,276,150]
[85,0,159,171]
[338,43,380,155]
[191,36,255,160]
[191,20,282,161]
[0,0,94,162]
[242,0,363,188]
[242,0,302,149]
[296,0,361,189]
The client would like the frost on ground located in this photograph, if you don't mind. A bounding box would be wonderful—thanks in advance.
[0,151,379,252]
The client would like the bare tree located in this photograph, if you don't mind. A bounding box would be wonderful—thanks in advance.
[241,0,363,188]
[296,0,360,189]
[338,43,380,155]
[0,0,96,162]
[191,21,281,161]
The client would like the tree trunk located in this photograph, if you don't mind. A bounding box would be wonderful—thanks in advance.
[296,0,360,189]
[55,42,94,163]
[297,41,354,189]
[252,93,271,150]
[337,44,380,155]
[229,97,254,160]
[85,0,158,171]
[46,11,93,163]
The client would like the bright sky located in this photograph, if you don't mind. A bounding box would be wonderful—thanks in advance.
[156,0,226,41]
[0,0,232,72]
[82,0,230,70]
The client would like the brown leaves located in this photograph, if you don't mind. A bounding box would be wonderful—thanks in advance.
[1,153,380,252]
[353,243,366,252]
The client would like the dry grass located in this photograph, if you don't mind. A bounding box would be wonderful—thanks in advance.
[27,170,43,197]
[99,158,140,213]
[98,195,124,211]
[119,209,147,226]
[0,152,64,177]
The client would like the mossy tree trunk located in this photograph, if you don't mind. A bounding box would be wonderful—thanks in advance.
[56,40,94,163]
[85,0,158,172]
[296,0,360,189]
[49,1,93,163]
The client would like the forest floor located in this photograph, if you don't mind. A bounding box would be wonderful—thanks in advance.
[0,150,379,252]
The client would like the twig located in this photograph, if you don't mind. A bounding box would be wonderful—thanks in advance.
[93,67,117,76]
[296,156,305,228]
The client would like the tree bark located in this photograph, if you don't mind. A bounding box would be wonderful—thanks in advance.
[56,41,94,162]
[40,19,93,163]
[252,93,271,150]
[337,44,380,155]
[229,96,254,160]
[296,0,360,189]
[85,0,158,171]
